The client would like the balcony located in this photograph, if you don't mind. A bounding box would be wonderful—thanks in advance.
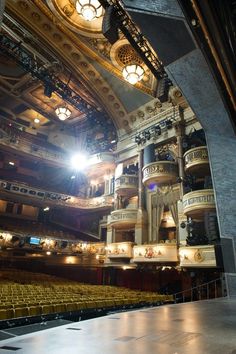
[184,146,210,175]
[0,179,113,210]
[132,243,178,263]
[109,209,138,229]
[115,175,138,196]
[106,242,133,259]
[142,161,178,187]
[179,245,217,267]
[183,189,215,217]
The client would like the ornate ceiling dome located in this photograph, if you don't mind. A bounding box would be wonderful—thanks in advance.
[47,0,104,37]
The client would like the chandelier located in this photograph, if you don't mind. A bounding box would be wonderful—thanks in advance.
[75,0,103,21]
[122,64,144,85]
[55,106,72,121]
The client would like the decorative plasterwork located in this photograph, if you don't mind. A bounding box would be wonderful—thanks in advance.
[47,0,104,37]
[5,0,129,129]
[45,0,155,94]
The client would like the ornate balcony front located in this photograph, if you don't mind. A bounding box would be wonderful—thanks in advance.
[0,179,113,210]
[106,242,133,259]
[142,161,178,187]
[115,175,138,196]
[179,245,217,268]
[184,146,209,175]
[109,209,138,229]
[132,243,178,263]
[183,189,215,217]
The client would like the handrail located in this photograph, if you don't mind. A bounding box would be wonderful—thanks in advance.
[172,277,224,303]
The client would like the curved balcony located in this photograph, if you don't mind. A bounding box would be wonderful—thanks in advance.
[109,209,138,229]
[183,189,215,217]
[115,175,138,196]
[179,245,217,268]
[133,243,178,263]
[0,179,113,210]
[184,146,209,175]
[142,161,178,187]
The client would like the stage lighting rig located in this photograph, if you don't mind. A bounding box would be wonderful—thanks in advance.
[99,0,171,82]
[0,34,101,117]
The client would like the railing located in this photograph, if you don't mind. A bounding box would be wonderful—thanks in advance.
[172,278,224,303]
[0,179,113,209]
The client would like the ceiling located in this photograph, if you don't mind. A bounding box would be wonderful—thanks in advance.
[0,0,173,156]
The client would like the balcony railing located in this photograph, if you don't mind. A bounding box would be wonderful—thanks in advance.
[132,243,178,263]
[184,146,209,175]
[0,179,113,210]
[106,242,134,258]
[142,161,178,187]
[115,175,138,196]
[182,189,215,217]
[109,209,138,229]
[179,245,217,268]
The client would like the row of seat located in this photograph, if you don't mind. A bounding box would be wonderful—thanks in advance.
[0,270,173,321]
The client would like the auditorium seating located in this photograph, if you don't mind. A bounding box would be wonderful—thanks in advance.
[0,270,173,321]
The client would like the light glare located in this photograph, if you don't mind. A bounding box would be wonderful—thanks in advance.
[70,153,88,171]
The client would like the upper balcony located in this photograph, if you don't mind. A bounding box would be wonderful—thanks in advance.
[109,209,138,229]
[142,161,178,187]
[183,189,215,217]
[114,175,138,196]
[184,146,210,175]
[0,179,113,210]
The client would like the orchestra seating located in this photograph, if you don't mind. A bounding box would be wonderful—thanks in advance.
[0,270,173,323]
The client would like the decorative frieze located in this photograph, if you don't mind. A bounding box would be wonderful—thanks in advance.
[142,161,178,186]
[106,242,133,258]
[184,146,209,174]
[0,179,113,210]
[115,175,138,195]
[179,245,217,267]
[110,209,138,229]
[183,189,215,216]
[132,243,178,262]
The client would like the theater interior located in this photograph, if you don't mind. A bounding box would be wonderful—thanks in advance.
[0,0,236,352]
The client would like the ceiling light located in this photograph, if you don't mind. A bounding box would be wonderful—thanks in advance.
[43,207,50,212]
[76,0,103,21]
[8,161,15,166]
[70,153,88,171]
[122,64,144,85]
[55,106,72,121]
[34,118,40,124]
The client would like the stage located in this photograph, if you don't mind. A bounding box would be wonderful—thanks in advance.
[0,298,236,353]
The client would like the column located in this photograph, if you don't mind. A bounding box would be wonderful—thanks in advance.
[175,110,185,200]
[135,150,148,244]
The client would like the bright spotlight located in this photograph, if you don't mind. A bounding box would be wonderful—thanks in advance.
[70,153,88,171]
